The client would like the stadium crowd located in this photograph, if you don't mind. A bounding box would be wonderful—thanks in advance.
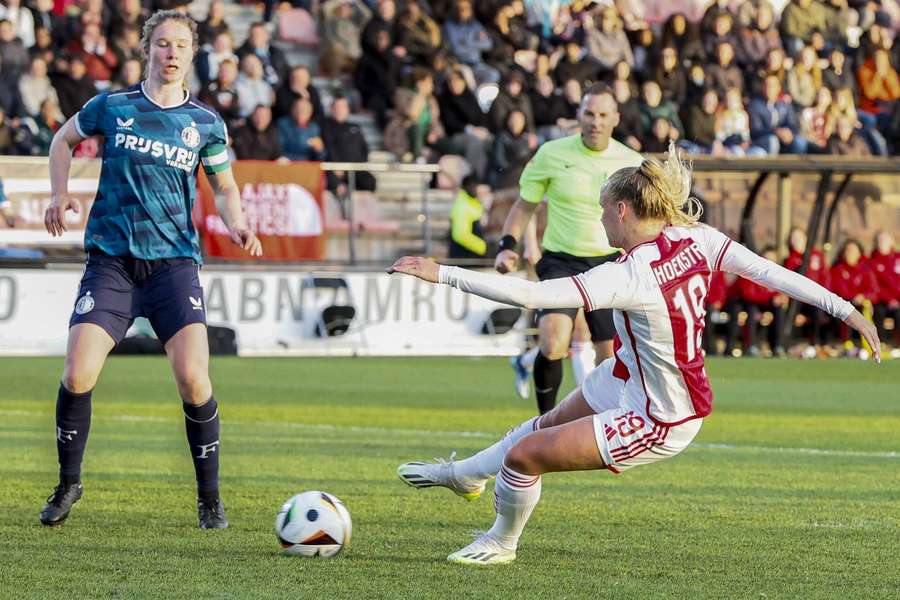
[0,0,896,354]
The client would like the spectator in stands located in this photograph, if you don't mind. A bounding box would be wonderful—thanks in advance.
[758,46,787,88]
[30,26,55,66]
[784,226,831,347]
[827,114,872,155]
[700,0,732,37]
[30,0,65,49]
[786,45,823,109]
[683,63,708,109]
[730,247,788,356]
[780,0,830,56]
[198,0,229,47]
[822,47,856,96]
[869,230,899,344]
[437,67,491,179]
[718,87,766,155]
[748,75,807,154]
[274,65,323,123]
[654,46,685,105]
[21,97,63,155]
[630,25,658,77]
[554,39,599,89]
[736,2,781,74]
[828,85,888,155]
[200,57,242,132]
[801,86,834,152]
[237,22,288,88]
[703,11,738,60]
[277,97,325,161]
[0,0,31,48]
[638,80,683,140]
[681,88,720,155]
[384,67,444,162]
[197,31,238,85]
[443,0,498,85]
[19,56,58,118]
[66,22,118,83]
[529,73,573,142]
[448,174,486,260]
[489,108,536,189]
[353,28,399,128]
[584,6,633,75]
[488,70,534,134]
[322,95,377,194]
[561,78,582,119]
[660,12,705,67]
[830,239,880,345]
[110,25,143,67]
[51,56,96,119]
[854,19,891,68]
[394,0,442,66]
[0,106,22,153]
[611,59,639,100]
[232,104,283,160]
[706,41,744,97]
[112,57,142,90]
[611,78,643,151]
[110,0,147,36]
[0,60,24,121]
[320,0,371,77]
[857,47,900,130]
[484,1,538,80]
[235,53,275,118]
[642,117,678,152]
[0,19,29,77]
[361,0,398,56]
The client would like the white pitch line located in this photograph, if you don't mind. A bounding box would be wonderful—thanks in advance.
[2,409,897,459]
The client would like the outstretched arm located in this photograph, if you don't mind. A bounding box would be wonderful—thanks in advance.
[718,237,881,361]
[389,256,583,309]
[45,117,88,236]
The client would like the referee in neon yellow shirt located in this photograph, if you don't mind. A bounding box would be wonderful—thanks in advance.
[496,83,643,414]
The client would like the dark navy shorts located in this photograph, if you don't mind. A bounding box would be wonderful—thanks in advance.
[535,250,620,342]
[69,250,206,345]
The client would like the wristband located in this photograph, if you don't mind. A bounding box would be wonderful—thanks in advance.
[498,234,518,252]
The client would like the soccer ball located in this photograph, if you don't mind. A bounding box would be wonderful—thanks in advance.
[275,491,352,557]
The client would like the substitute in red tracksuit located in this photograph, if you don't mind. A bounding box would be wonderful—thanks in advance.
[868,231,899,343]
[729,248,789,355]
[784,227,831,345]
[829,239,880,342]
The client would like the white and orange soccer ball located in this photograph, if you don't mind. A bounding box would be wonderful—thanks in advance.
[275,491,352,557]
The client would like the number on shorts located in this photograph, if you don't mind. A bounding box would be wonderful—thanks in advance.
[614,411,646,437]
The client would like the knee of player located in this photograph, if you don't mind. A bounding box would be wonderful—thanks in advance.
[503,437,543,476]
[61,367,98,394]
[174,368,211,404]
[540,343,569,361]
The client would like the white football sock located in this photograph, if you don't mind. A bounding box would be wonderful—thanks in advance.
[453,416,539,481]
[519,346,540,371]
[570,341,596,385]
[487,463,542,550]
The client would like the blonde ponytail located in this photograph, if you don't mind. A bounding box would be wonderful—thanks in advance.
[602,142,703,226]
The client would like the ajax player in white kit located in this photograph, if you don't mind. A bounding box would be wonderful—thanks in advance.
[389,145,880,566]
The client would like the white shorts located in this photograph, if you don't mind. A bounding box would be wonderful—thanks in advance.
[581,358,702,474]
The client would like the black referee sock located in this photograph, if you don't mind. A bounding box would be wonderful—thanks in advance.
[56,384,93,486]
[533,352,563,415]
[183,397,220,500]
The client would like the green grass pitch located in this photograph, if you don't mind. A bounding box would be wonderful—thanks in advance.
[1,356,897,599]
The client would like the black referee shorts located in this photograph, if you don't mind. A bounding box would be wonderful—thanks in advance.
[535,250,620,342]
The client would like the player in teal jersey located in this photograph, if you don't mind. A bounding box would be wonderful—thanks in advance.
[40,11,261,529]
[497,84,643,414]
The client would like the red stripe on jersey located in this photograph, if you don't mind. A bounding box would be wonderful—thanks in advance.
[611,426,671,461]
[611,335,630,382]
[570,276,592,312]
[604,424,617,441]
[645,236,714,426]
[714,239,733,271]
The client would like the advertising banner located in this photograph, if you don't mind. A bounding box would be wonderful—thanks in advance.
[195,161,326,262]
[0,269,524,356]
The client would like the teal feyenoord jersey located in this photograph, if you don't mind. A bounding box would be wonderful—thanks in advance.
[75,82,230,263]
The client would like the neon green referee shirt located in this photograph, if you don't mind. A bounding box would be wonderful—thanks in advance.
[518,134,643,257]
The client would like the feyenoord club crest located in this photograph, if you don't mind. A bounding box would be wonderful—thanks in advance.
[75,291,94,315]
[181,125,201,148]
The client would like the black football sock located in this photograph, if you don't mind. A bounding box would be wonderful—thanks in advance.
[184,396,220,500]
[56,384,92,486]
[533,352,563,415]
